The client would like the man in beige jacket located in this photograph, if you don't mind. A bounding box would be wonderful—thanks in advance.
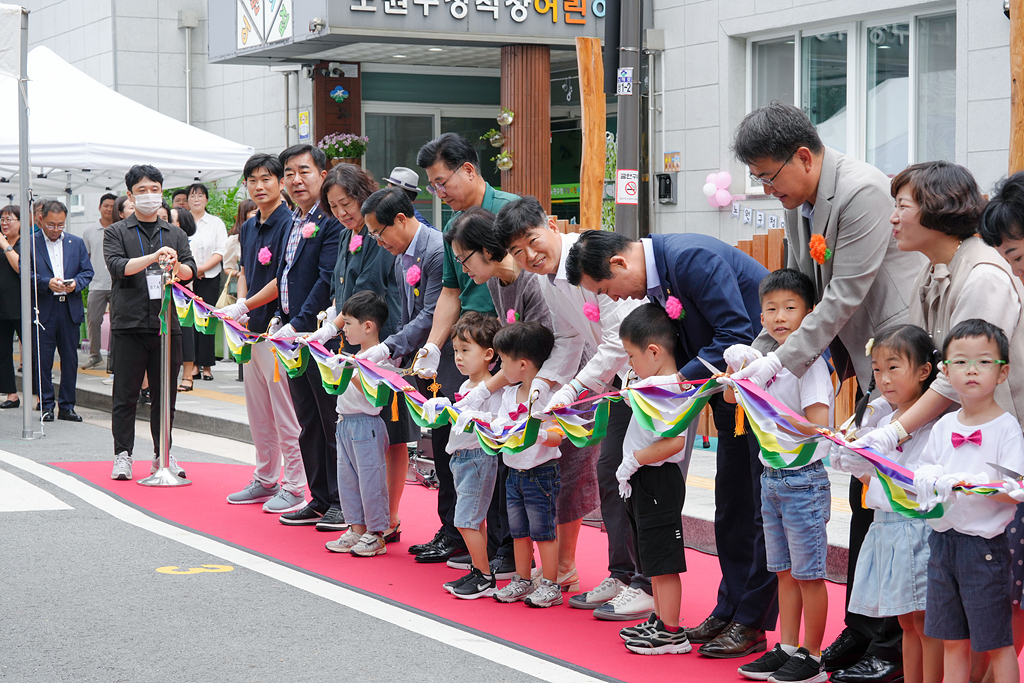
[731,102,924,683]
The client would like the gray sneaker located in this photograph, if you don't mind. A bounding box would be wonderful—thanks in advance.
[81,358,103,370]
[227,479,280,505]
[525,578,563,608]
[151,454,186,478]
[111,453,133,481]
[493,575,536,603]
[325,529,361,553]
[262,490,306,513]
[350,532,387,557]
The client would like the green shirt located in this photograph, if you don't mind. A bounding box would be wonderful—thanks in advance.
[441,183,519,315]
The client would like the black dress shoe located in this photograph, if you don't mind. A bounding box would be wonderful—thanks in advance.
[279,503,324,526]
[409,527,445,555]
[57,409,83,422]
[415,534,467,564]
[315,508,348,532]
[683,615,730,644]
[698,621,768,658]
[0,398,19,409]
[41,410,54,422]
[830,654,904,683]
[822,627,870,672]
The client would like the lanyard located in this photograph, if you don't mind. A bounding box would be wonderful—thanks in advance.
[136,225,163,256]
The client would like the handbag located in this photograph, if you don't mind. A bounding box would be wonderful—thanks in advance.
[215,273,237,308]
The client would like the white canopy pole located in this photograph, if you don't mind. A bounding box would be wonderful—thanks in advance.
[14,5,34,439]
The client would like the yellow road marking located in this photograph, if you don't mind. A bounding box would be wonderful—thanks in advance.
[156,564,234,575]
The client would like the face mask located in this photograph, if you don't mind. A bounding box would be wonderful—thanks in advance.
[133,193,163,216]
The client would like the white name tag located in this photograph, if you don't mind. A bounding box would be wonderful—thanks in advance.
[146,273,162,300]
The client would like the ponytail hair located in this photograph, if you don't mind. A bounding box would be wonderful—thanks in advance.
[853,324,938,428]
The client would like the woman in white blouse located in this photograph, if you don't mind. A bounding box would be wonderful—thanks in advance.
[186,183,227,381]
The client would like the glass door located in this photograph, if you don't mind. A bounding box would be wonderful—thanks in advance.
[364,113,436,225]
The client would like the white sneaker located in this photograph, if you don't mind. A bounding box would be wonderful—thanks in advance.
[101,375,114,386]
[350,532,387,557]
[568,576,627,609]
[525,578,563,608]
[593,585,657,621]
[111,452,133,480]
[493,575,536,603]
[262,490,306,514]
[151,454,186,478]
[325,529,361,553]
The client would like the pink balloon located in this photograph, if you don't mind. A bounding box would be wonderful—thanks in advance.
[714,189,732,207]
[715,171,732,189]
[706,173,717,185]
[707,195,719,207]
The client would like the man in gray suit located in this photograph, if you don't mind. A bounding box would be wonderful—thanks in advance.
[731,102,922,683]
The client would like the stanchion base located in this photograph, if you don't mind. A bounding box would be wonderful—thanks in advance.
[138,468,193,487]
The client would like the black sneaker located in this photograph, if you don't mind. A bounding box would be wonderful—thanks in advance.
[409,527,445,555]
[444,570,476,594]
[624,620,693,655]
[452,568,496,600]
[447,552,473,570]
[489,554,527,581]
[279,504,324,526]
[739,643,792,681]
[315,508,348,532]
[620,613,659,641]
[767,648,826,683]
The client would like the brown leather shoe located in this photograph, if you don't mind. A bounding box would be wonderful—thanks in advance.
[698,621,768,659]
[682,615,730,644]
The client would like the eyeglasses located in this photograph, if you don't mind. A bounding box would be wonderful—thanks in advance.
[942,358,1008,372]
[749,152,795,188]
[453,249,476,267]
[426,166,463,197]
[367,223,390,242]
[0,216,16,223]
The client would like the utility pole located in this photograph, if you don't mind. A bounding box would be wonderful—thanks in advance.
[612,0,641,239]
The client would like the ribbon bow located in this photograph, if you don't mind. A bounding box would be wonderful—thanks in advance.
[508,403,529,421]
[951,430,982,448]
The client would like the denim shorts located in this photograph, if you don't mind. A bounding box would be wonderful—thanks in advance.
[761,460,831,580]
[925,529,1013,652]
[506,461,560,542]
[450,447,498,531]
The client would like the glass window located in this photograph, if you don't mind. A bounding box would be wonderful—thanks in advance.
[866,22,910,175]
[917,13,957,162]
[801,31,847,153]
[364,113,436,223]
[439,116,502,228]
[752,38,795,109]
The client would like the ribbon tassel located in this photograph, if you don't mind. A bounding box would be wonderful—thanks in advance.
[734,403,747,436]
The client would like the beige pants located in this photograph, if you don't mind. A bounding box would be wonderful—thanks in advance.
[245,341,306,496]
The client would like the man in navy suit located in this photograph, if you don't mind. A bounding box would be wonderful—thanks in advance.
[566,230,780,659]
[32,200,93,421]
[232,144,343,531]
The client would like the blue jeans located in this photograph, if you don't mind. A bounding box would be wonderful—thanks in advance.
[761,460,831,580]
[506,461,559,542]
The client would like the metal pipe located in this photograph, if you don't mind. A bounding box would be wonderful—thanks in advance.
[647,50,656,236]
[284,72,290,145]
[18,8,35,440]
[184,26,192,125]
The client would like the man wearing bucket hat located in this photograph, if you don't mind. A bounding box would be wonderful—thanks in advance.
[384,167,435,232]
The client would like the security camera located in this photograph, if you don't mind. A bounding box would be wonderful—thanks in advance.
[309,17,326,32]
[327,62,344,78]
[301,65,315,80]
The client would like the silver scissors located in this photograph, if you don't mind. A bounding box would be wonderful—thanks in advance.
[988,462,1024,481]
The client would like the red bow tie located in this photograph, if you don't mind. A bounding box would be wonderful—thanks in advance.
[951,430,983,448]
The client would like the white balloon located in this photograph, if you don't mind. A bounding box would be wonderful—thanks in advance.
[702,182,717,197]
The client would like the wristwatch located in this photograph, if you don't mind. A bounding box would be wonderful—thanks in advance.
[2,245,12,253]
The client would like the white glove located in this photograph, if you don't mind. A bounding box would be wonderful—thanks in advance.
[270,323,297,340]
[454,382,491,412]
[217,299,249,321]
[412,342,441,379]
[302,320,339,346]
[267,317,282,336]
[724,344,763,373]
[730,351,783,389]
[422,397,452,424]
[324,305,337,323]
[848,424,899,457]
[1004,478,1024,502]
[616,452,641,487]
[323,354,345,371]
[913,463,946,512]
[618,479,633,499]
[237,313,249,326]
[355,342,391,363]
[830,445,874,479]
[453,408,485,435]
[951,471,991,488]
[544,381,580,413]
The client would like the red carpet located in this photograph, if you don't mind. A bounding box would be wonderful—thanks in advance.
[56,460,851,683]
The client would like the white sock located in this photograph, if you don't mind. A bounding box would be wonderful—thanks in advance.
[809,653,821,663]
[780,644,799,656]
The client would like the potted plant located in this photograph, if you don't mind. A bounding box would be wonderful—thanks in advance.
[317,133,370,166]
[481,128,505,147]
[496,107,514,126]
[492,150,513,171]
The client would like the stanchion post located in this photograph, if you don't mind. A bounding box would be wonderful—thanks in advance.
[139,270,191,487]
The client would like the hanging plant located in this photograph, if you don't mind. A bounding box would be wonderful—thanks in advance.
[497,107,514,126]
[481,128,505,148]
[493,150,513,172]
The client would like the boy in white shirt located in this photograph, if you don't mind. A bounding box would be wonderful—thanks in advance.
[728,269,834,683]
[914,319,1024,683]
[614,304,692,655]
[484,321,566,608]
[324,291,391,558]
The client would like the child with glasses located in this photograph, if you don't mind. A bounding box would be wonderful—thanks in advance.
[913,319,1024,683]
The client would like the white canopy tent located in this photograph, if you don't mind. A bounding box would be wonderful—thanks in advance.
[0,46,254,196]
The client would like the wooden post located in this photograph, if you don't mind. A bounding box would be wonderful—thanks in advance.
[752,234,768,269]
[577,37,606,231]
[767,228,785,271]
[501,46,551,209]
[1013,0,1024,174]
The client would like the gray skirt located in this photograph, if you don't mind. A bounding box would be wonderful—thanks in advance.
[555,439,600,525]
[849,510,931,618]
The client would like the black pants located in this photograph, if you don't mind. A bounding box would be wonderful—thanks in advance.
[0,318,21,395]
[36,302,80,412]
[486,459,514,559]
[430,422,462,544]
[111,331,182,457]
[845,477,903,661]
[287,367,339,513]
[596,380,651,590]
[190,276,220,368]
[710,394,780,631]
